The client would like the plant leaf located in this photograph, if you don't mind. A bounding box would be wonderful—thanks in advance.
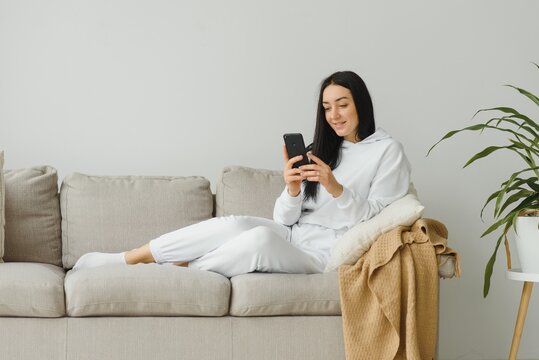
[527,179,539,192]
[463,146,510,168]
[483,223,510,298]
[497,194,539,232]
[483,233,503,297]
[507,113,539,133]
[495,171,522,216]
[481,190,502,220]
[427,124,486,155]
[487,117,539,141]
[494,167,539,216]
[481,214,512,237]
[496,189,534,218]
[508,139,539,158]
[502,171,539,187]
[476,107,539,132]
[505,85,539,108]
[511,209,521,234]
[428,123,534,157]
[481,192,539,236]
[482,175,539,220]
[462,144,539,169]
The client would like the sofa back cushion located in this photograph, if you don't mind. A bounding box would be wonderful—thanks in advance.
[216,166,285,219]
[61,173,213,268]
[0,151,4,262]
[3,166,62,266]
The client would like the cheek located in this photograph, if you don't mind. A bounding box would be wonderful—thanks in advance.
[347,108,359,125]
[346,110,358,124]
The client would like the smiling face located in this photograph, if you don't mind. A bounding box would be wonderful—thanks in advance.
[322,84,360,143]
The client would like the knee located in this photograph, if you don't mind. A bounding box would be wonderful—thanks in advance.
[221,215,258,233]
[242,226,276,250]
[251,226,277,249]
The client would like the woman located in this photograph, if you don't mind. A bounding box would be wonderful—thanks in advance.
[73,70,411,277]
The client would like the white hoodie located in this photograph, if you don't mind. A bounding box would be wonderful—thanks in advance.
[273,128,411,235]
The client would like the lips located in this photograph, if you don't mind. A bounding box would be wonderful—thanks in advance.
[332,121,347,130]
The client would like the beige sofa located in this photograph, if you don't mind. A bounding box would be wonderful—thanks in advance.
[0,164,454,360]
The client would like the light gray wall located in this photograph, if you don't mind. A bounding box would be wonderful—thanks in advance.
[1,0,539,358]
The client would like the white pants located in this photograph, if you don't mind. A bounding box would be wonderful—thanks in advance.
[149,215,326,277]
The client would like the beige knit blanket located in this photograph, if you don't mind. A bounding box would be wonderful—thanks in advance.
[338,218,460,360]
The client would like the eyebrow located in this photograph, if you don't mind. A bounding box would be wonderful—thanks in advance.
[322,96,349,104]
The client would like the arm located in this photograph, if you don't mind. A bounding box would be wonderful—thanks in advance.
[335,141,411,224]
[273,188,303,226]
[273,145,306,226]
[301,141,411,227]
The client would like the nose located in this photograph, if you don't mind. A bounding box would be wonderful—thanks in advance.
[329,107,340,120]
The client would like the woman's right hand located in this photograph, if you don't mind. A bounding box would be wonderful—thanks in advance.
[283,145,304,197]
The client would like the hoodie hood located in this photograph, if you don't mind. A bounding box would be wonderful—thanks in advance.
[342,127,391,148]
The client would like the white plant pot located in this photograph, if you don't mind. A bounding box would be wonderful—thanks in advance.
[514,216,539,274]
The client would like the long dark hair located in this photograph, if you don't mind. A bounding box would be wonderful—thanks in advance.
[303,71,376,201]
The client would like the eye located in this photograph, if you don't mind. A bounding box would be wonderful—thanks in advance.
[339,104,348,108]
[323,107,330,112]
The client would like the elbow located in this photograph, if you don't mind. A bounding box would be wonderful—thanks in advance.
[274,217,294,227]
[273,213,296,227]
[272,212,287,226]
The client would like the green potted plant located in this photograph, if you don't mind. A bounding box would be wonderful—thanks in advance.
[427,63,539,297]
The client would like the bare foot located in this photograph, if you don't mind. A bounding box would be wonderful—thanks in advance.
[124,244,156,265]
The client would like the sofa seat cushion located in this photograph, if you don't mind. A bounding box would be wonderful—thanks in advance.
[65,264,231,317]
[230,272,341,316]
[0,262,66,317]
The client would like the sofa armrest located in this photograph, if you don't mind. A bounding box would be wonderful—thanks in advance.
[437,253,457,279]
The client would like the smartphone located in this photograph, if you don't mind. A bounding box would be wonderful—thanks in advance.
[283,133,310,168]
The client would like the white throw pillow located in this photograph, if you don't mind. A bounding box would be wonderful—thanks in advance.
[324,192,424,272]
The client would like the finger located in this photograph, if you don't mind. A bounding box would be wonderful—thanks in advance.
[285,169,305,179]
[284,174,305,184]
[287,155,304,169]
[298,164,319,171]
[286,175,304,183]
[285,168,302,176]
[303,172,326,184]
[301,170,321,178]
[307,153,323,165]
[308,154,330,170]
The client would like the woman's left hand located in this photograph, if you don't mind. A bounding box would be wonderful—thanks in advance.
[300,153,344,198]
